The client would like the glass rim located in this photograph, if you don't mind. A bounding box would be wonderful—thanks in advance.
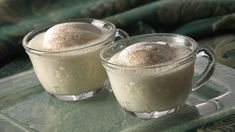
[100,33,198,69]
[22,18,116,55]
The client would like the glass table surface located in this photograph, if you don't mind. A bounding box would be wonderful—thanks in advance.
[0,59,235,132]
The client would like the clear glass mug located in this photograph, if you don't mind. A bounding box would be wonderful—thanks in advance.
[23,18,128,101]
[100,33,215,118]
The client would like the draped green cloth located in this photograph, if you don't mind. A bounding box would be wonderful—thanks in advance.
[1,0,235,77]
[0,0,235,131]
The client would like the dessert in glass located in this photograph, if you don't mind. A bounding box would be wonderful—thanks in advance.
[23,18,128,101]
[100,33,215,118]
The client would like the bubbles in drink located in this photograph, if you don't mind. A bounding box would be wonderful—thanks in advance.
[106,41,194,112]
[27,22,112,95]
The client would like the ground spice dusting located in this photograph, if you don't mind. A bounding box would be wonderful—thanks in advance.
[114,42,177,66]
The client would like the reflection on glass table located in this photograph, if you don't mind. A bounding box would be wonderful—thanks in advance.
[0,59,235,132]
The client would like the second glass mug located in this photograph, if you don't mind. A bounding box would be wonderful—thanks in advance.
[100,33,215,118]
[22,18,128,101]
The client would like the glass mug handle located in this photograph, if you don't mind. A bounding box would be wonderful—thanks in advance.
[193,48,216,91]
[105,29,129,93]
[115,29,129,40]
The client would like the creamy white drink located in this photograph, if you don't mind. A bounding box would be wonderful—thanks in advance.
[107,42,194,112]
[28,22,111,95]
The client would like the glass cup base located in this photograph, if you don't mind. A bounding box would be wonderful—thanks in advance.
[52,88,103,101]
[124,107,180,119]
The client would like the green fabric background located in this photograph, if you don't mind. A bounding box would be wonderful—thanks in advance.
[0,0,235,131]
[1,0,235,77]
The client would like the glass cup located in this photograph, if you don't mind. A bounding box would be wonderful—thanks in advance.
[100,33,215,118]
[23,18,128,101]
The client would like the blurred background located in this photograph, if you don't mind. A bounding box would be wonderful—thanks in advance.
[1,0,235,78]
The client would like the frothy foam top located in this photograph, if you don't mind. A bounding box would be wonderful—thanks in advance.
[28,22,111,52]
[109,42,189,67]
